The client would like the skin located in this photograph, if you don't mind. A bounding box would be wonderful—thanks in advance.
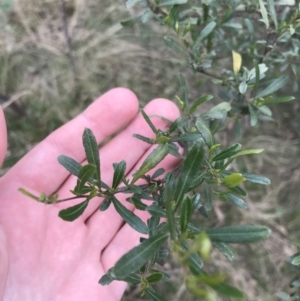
[0,88,180,301]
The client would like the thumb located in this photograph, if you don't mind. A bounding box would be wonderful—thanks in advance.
[0,107,7,167]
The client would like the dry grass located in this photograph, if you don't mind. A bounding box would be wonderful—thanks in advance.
[1,1,300,300]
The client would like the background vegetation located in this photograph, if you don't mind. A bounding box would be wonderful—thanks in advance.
[0,0,299,300]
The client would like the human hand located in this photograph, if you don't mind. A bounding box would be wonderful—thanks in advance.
[0,88,180,301]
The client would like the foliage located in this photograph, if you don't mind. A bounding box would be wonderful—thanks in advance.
[19,0,300,300]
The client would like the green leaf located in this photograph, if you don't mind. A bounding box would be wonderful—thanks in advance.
[258,0,269,29]
[206,225,271,243]
[121,15,142,26]
[147,204,167,218]
[224,194,248,209]
[131,195,147,210]
[83,129,101,188]
[131,144,169,184]
[164,36,190,57]
[99,198,112,211]
[181,242,203,274]
[267,0,278,30]
[248,104,258,126]
[174,142,205,208]
[222,173,246,188]
[189,95,214,113]
[168,117,182,134]
[126,0,144,8]
[111,233,169,278]
[264,95,295,105]
[157,0,188,6]
[195,118,213,147]
[204,183,212,211]
[292,255,300,265]
[112,161,126,189]
[193,21,216,50]
[57,155,81,176]
[98,273,114,285]
[133,134,155,145]
[213,242,235,261]
[58,200,89,221]
[74,164,96,194]
[230,148,264,159]
[112,197,148,235]
[256,76,289,98]
[145,289,168,301]
[141,110,158,134]
[203,102,231,120]
[240,172,270,185]
[212,143,241,161]
[178,73,189,108]
[210,282,244,299]
[146,272,164,283]
[239,81,247,94]
[180,197,193,233]
[165,185,176,240]
[152,168,165,179]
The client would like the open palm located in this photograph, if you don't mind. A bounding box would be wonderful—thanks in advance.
[0,88,180,301]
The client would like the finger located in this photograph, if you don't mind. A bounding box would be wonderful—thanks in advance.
[0,107,7,167]
[55,98,180,219]
[4,88,139,194]
[85,144,180,251]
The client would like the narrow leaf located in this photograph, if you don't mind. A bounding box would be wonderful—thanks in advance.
[206,225,271,243]
[267,0,278,30]
[112,197,148,234]
[230,148,264,159]
[180,197,193,232]
[111,233,169,278]
[195,118,213,147]
[210,282,244,299]
[258,0,269,29]
[165,185,176,240]
[213,242,235,261]
[264,95,295,105]
[147,203,166,218]
[146,272,164,283]
[83,129,101,187]
[145,288,168,301]
[131,144,169,184]
[75,164,96,193]
[57,155,81,176]
[240,172,270,185]
[141,110,158,134]
[178,73,189,107]
[58,200,89,221]
[256,75,289,98]
[99,198,112,211]
[194,21,216,49]
[112,161,126,189]
[158,0,188,6]
[189,95,213,114]
[98,273,114,285]
[212,143,241,161]
[174,142,205,208]
[248,104,258,126]
[225,194,248,209]
[164,36,190,57]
